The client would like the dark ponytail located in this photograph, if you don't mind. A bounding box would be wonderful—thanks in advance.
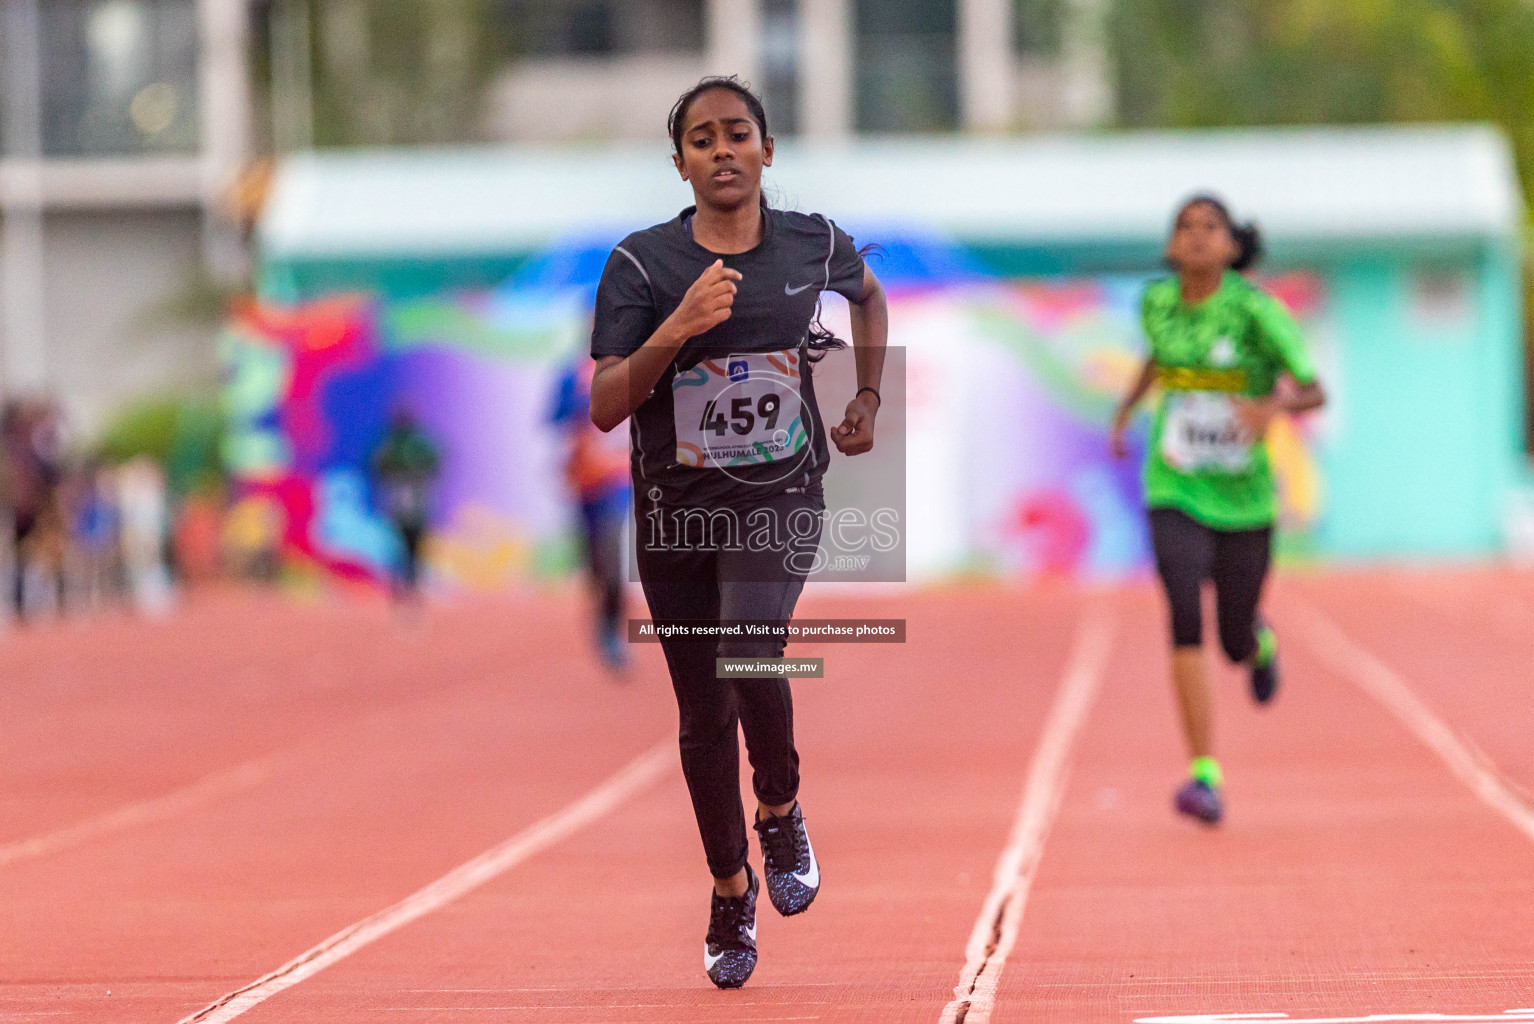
[802,240,885,362]
[804,310,847,361]
[1179,193,1264,271]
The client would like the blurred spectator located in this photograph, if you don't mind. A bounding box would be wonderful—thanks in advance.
[69,459,124,610]
[95,394,226,593]
[116,457,174,614]
[173,493,224,585]
[371,409,441,599]
[1,400,68,620]
[549,357,631,671]
[222,495,283,582]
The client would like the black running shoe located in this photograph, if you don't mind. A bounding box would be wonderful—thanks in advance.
[1251,620,1279,705]
[754,803,820,916]
[1174,778,1223,825]
[704,864,758,989]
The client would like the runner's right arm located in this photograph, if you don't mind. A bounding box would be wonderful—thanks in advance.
[1110,358,1157,459]
[591,259,742,432]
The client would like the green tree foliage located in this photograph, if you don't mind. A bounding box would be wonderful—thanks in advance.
[311,0,509,146]
[255,0,511,148]
[98,398,225,498]
[1015,0,1064,57]
[1110,0,1534,200]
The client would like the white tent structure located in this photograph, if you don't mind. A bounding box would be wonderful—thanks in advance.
[261,125,1520,279]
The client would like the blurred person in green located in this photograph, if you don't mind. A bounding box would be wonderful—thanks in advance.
[1110,195,1326,827]
[371,408,441,599]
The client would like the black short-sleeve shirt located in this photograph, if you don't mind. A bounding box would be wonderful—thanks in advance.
[591,206,866,509]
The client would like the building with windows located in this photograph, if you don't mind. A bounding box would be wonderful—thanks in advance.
[0,0,248,432]
[484,0,1109,143]
[2,0,1104,433]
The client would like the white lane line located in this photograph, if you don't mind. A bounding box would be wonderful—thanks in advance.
[939,606,1117,1024]
[177,737,674,1024]
[1289,599,1534,844]
[1137,1012,1534,1023]
[0,756,278,869]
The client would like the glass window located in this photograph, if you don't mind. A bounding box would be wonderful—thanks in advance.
[854,0,957,133]
[37,0,200,157]
[761,0,798,136]
[1015,0,1062,57]
[501,0,704,57]
[564,4,616,54]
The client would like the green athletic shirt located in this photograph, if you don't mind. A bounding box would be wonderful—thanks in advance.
[1140,271,1317,531]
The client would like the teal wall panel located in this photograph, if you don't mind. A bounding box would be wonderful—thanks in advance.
[1318,247,1521,557]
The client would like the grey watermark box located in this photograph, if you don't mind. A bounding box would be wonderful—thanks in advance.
[628,346,906,584]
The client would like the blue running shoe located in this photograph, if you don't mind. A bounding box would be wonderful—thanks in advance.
[1251,620,1279,705]
[598,625,629,673]
[1175,779,1223,825]
[704,865,759,989]
[754,803,820,916]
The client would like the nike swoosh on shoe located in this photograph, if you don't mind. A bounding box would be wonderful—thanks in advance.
[703,926,757,971]
[793,834,819,888]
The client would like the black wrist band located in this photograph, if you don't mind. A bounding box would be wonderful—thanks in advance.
[856,386,881,408]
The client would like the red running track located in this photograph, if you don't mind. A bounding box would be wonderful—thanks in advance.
[0,572,1531,1023]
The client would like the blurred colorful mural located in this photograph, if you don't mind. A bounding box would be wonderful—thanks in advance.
[221,234,1330,587]
[873,271,1329,579]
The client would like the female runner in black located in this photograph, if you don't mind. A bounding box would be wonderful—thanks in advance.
[589,77,888,988]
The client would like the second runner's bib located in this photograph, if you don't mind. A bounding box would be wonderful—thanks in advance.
[672,350,807,469]
[1160,391,1254,473]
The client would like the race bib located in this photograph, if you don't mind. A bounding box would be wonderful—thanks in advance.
[672,350,807,469]
[1160,391,1254,473]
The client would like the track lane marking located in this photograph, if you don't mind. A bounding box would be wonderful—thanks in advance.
[939,605,1117,1024]
[1288,599,1534,843]
[0,756,278,870]
[1137,1012,1534,1023]
[0,652,622,871]
[0,680,536,871]
[176,737,674,1024]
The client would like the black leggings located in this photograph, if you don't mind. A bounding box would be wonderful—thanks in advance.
[12,511,35,615]
[637,488,822,880]
[397,521,425,590]
[1149,508,1272,663]
[581,505,625,635]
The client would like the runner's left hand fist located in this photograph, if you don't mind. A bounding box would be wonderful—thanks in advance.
[832,394,877,456]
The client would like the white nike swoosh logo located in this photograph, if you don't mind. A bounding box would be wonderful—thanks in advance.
[793,834,819,889]
[784,282,814,295]
[704,924,756,970]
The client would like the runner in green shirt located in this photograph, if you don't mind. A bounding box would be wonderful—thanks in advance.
[371,408,441,600]
[1110,195,1326,826]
